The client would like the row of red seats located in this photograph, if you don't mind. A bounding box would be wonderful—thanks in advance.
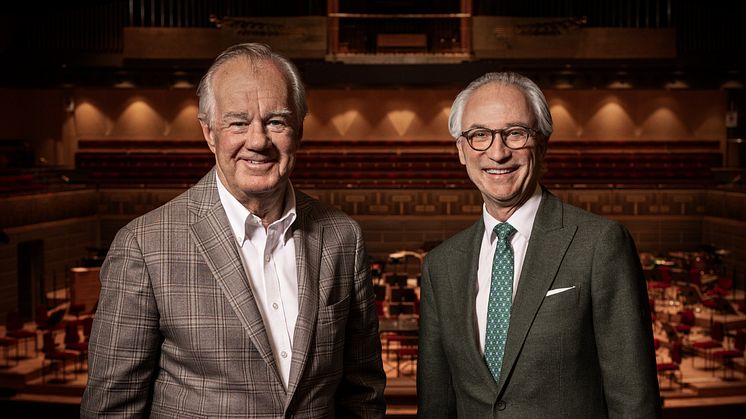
[73,145,721,189]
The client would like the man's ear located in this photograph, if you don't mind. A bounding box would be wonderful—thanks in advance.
[456,138,467,165]
[200,120,217,153]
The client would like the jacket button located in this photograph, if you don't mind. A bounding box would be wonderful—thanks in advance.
[497,400,506,410]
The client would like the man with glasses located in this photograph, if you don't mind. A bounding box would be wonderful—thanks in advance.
[417,72,660,417]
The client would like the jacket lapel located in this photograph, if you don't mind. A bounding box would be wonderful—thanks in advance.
[286,192,322,398]
[496,189,577,394]
[447,221,500,394]
[188,169,283,387]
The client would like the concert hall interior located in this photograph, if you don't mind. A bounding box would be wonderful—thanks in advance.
[0,1,745,417]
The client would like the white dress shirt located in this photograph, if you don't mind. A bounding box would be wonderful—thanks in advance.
[217,174,298,389]
[476,186,542,354]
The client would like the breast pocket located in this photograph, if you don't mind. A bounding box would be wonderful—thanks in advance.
[540,285,579,314]
[318,294,350,325]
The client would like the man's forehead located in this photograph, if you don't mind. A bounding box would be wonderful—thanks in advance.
[463,84,529,119]
[213,59,285,87]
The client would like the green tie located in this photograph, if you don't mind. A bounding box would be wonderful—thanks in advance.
[484,222,516,383]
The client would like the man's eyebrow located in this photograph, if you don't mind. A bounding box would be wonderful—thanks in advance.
[464,122,531,130]
[221,112,249,120]
[266,109,293,119]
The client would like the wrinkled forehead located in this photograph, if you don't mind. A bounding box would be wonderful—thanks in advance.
[213,58,292,118]
[212,58,290,99]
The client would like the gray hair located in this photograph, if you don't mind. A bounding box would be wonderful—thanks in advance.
[197,43,308,128]
[448,72,553,144]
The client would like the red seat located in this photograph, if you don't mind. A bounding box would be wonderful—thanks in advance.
[692,321,725,370]
[657,341,682,388]
[0,336,18,368]
[712,329,746,380]
[5,311,37,356]
[41,332,79,383]
[675,309,695,334]
[707,277,733,298]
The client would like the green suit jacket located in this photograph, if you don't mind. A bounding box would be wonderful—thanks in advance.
[417,188,661,418]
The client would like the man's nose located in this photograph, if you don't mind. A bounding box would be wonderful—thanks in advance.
[484,136,511,161]
[244,122,271,149]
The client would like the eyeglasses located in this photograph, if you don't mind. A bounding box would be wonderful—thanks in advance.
[459,125,537,151]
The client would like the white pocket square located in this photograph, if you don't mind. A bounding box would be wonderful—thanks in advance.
[546,286,576,297]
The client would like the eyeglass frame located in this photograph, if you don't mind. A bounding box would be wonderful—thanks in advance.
[458,125,539,151]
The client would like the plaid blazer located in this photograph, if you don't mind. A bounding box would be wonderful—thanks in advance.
[81,169,386,418]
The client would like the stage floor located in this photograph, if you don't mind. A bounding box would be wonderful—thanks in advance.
[1,307,745,418]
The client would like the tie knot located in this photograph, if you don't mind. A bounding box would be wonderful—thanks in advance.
[493,223,516,243]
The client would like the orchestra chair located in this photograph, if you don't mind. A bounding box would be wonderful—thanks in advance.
[35,305,66,337]
[375,300,385,317]
[712,329,746,380]
[82,316,94,342]
[63,321,88,372]
[675,309,695,336]
[0,336,18,368]
[656,341,683,389]
[647,266,672,299]
[41,331,79,383]
[396,335,418,377]
[68,303,86,320]
[706,277,733,299]
[4,311,37,356]
[692,321,725,371]
[382,332,406,361]
[688,267,703,289]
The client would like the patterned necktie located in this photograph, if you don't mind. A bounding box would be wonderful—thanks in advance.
[484,222,516,383]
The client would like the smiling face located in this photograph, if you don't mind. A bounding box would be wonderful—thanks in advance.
[456,82,543,221]
[200,57,300,217]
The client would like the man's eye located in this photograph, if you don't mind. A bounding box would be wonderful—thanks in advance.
[267,120,288,131]
[471,130,490,140]
[229,122,248,128]
[506,128,527,137]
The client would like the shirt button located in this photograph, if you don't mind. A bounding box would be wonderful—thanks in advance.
[281,351,288,358]
[265,255,271,262]
[272,302,279,310]
[497,400,506,411]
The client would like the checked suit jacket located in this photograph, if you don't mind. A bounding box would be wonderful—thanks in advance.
[81,168,386,418]
[417,188,661,418]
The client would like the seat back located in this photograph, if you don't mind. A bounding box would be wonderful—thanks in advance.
[711,321,725,342]
[735,329,746,351]
[35,304,49,328]
[82,317,94,341]
[717,277,733,291]
[679,309,695,326]
[64,322,80,345]
[41,332,56,354]
[670,341,683,365]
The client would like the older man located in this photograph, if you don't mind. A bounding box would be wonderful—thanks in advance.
[417,72,660,418]
[81,43,386,418]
